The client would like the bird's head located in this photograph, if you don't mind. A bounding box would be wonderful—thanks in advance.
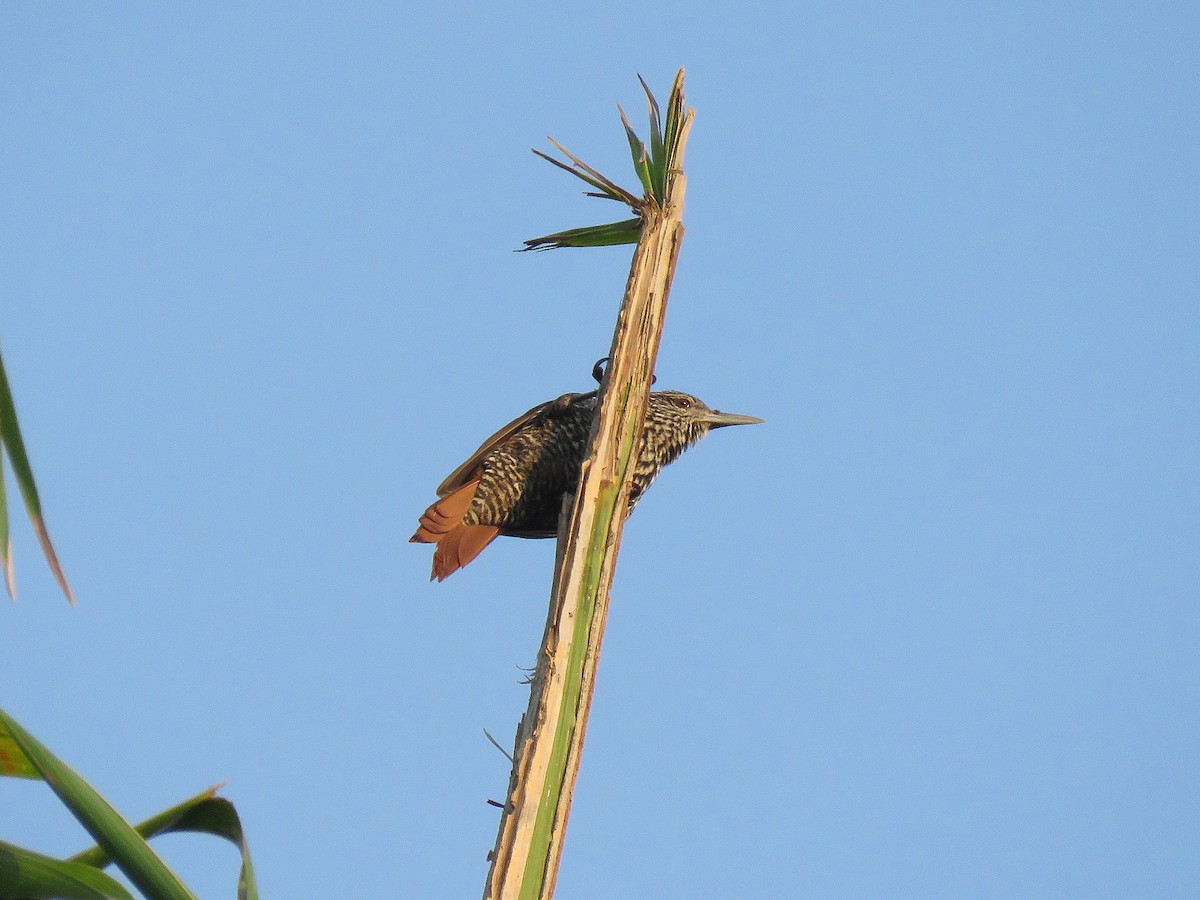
[644,391,764,463]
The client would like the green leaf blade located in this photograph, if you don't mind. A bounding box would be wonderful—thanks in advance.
[69,789,259,900]
[617,103,654,199]
[531,148,627,203]
[0,350,73,603]
[0,456,12,601]
[638,74,667,197]
[0,707,198,900]
[0,841,133,900]
[522,218,643,251]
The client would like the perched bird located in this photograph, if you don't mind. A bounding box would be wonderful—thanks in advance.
[410,388,763,581]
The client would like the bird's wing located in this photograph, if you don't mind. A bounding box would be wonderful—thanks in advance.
[434,391,594,497]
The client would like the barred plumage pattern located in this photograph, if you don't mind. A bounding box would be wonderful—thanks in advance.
[467,391,711,535]
[411,388,761,580]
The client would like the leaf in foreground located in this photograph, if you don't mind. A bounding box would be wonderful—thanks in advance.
[69,790,259,900]
[0,707,197,900]
[0,349,74,603]
[0,840,133,900]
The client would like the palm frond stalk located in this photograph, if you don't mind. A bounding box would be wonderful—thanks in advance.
[484,69,694,900]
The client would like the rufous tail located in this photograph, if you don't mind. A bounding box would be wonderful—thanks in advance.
[409,478,500,581]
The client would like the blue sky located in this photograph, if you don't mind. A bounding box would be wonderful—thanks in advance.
[3,4,1197,897]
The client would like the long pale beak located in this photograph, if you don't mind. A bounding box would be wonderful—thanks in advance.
[702,410,765,429]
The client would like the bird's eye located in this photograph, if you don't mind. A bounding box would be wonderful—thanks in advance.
[679,397,692,408]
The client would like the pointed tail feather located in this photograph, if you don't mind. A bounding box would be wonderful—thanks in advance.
[431,524,500,581]
[411,478,500,579]
[410,479,480,543]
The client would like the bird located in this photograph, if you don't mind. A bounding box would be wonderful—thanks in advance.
[410,386,763,581]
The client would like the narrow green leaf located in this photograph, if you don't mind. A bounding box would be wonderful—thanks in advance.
[530,148,627,203]
[0,707,198,900]
[638,74,664,152]
[582,191,634,202]
[66,786,217,868]
[638,74,666,197]
[0,452,12,600]
[168,797,258,900]
[522,218,642,251]
[0,840,133,900]
[543,137,626,196]
[667,71,687,164]
[69,791,259,900]
[0,350,73,604]
[616,103,654,199]
[536,137,643,209]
